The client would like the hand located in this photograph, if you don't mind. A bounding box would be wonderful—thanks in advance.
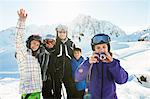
[17,9,27,21]
[103,52,113,63]
[89,53,99,64]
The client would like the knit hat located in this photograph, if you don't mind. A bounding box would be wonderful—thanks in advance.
[55,24,68,32]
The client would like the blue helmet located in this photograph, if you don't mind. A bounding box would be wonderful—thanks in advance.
[44,34,55,41]
[91,34,111,51]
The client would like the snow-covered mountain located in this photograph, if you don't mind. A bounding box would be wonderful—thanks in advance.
[70,15,127,42]
[0,14,129,69]
[0,14,150,99]
[0,14,149,75]
[0,25,56,72]
[127,27,150,41]
[0,14,129,48]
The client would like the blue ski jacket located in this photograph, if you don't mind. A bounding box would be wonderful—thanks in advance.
[71,56,86,91]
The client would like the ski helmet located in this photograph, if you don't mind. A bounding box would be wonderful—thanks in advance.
[91,34,111,51]
[26,35,42,49]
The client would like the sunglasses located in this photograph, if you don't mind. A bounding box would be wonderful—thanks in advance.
[44,40,55,45]
[91,35,111,45]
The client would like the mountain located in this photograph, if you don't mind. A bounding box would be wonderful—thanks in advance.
[0,14,136,69]
[69,15,127,42]
[127,27,150,42]
[0,25,56,70]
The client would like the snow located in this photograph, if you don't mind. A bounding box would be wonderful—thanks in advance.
[0,15,150,99]
[0,48,5,54]
[0,41,150,99]
[0,78,20,99]
[114,42,150,99]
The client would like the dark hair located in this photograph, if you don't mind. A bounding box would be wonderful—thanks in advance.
[73,47,82,53]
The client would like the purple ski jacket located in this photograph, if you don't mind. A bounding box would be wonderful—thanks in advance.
[75,58,128,99]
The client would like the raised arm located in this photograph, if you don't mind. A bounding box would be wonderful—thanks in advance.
[16,9,27,61]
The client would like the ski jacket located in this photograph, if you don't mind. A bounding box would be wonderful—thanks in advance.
[16,19,42,94]
[54,38,75,80]
[71,56,86,91]
[75,58,128,99]
[38,46,56,82]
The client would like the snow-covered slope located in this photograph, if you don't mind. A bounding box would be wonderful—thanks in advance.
[127,27,150,41]
[0,41,150,99]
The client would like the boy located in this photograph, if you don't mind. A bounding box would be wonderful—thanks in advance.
[16,9,42,99]
[75,34,128,99]
[71,48,86,99]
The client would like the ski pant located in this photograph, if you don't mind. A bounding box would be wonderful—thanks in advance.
[42,79,54,99]
[54,75,77,99]
[21,92,40,99]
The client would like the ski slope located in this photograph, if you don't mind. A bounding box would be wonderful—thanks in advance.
[0,41,150,99]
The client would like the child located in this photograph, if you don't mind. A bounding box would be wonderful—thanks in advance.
[16,9,42,99]
[54,24,76,98]
[38,34,56,99]
[75,34,128,99]
[71,48,86,98]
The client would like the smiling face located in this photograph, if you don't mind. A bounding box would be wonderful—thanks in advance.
[44,39,55,49]
[94,43,108,53]
[30,40,40,51]
[57,30,67,40]
[73,51,82,60]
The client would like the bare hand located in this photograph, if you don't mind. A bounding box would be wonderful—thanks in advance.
[89,52,113,63]
[17,9,27,21]
[103,52,113,63]
[89,53,99,64]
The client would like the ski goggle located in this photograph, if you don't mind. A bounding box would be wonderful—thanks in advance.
[91,35,111,45]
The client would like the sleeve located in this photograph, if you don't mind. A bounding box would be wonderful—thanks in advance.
[72,42,76,49]
[15,19,27,62]
[75,59,90,82]
[69,40,75,49]
[108,58,128,84]
[71,59,76,79]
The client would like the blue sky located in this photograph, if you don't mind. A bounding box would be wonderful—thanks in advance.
[0,0,150,34]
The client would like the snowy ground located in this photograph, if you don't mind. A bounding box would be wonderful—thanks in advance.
[0,41,150,99]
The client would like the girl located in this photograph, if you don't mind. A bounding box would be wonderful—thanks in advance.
[75,34,128,99]
[54,24,76,99]
[16,9,42,99]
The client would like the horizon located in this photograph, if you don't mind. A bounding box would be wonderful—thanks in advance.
[0,0,150,34]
